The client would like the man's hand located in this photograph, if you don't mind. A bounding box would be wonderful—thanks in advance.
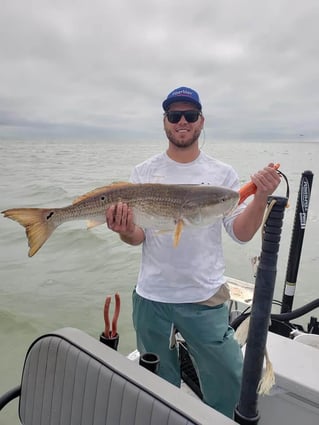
[106,202,145,245]
[233,163,281,242]
[250,163,281,202]
[106,202,135,235]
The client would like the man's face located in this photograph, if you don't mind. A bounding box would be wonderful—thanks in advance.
[163,102,204,149]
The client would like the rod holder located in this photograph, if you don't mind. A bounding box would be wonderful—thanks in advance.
[99,332,119,351]
[139,352,160,374]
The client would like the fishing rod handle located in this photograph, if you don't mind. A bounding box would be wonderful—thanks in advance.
[281,171,314,313]
[236,196,288,422]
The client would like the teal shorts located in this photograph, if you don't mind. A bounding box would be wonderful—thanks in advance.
[132,290,243,418]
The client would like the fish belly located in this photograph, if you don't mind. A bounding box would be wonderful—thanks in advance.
[131,203,223,231]
[132,207,177,231]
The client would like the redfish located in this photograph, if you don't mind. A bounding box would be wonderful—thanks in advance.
[2,183,240,257]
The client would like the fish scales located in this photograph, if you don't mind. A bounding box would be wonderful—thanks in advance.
[65,184,184,221]
[75,184,198,219]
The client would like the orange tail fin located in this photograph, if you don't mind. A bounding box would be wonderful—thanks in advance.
[2,208,58,256]
[238,163,280,205]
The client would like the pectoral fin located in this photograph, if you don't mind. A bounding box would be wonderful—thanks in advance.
[173,219,184,247]
[87,218,105,229]
[154,229,172,235]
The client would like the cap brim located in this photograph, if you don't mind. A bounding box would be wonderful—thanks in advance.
[162,97,202,111]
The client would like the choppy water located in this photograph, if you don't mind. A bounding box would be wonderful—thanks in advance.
[1,139,318,424]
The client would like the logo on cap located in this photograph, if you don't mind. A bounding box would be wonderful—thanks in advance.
[162,86,202,111]
[171,89,193,98]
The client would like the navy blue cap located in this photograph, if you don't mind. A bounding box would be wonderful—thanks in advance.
[162,86,202,111]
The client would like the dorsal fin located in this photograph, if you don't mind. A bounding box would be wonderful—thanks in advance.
[72,182,132,205]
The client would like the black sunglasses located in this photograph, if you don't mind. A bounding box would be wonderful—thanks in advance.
[165,110,201,124]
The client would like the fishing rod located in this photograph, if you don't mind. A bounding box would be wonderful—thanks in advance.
[281,170,314,313]
[234,195,288,424]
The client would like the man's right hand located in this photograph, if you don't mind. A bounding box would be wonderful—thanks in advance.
[106,202,145,245]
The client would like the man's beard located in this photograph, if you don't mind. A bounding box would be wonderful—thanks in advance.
[165,128,202,149]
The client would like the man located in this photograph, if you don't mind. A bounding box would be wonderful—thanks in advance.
[106,87,281,418]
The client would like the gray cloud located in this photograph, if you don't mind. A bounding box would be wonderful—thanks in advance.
[1,0,318,142]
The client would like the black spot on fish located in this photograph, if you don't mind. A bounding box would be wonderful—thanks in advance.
[101,196,105,201]
[46,211,54,220]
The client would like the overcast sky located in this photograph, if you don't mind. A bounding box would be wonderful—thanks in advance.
[1,0,318,142]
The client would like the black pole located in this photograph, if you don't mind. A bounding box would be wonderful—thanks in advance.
[234,196,288,424]
[281,171,313,313]
[0,385,21,410]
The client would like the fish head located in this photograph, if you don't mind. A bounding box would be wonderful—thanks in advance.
[207,185,240,215]
[182,185,239,225]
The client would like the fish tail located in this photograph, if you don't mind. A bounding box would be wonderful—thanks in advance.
[2,208,58,256]
[238,163,280,205]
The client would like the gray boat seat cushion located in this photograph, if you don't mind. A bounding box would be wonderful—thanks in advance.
[18,327,233,425]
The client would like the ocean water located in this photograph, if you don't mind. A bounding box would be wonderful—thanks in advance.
[0,139,318,424]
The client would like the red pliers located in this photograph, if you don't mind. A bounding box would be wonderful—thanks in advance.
[103,293,121,338]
